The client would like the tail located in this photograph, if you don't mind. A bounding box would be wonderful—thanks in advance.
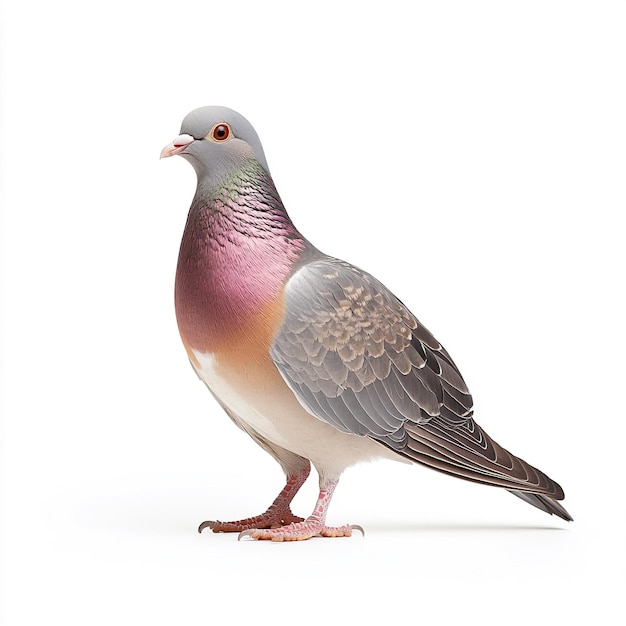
[508,490,573,521]
[388,416,573,522]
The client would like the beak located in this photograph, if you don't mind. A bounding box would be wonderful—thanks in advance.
[160,134,195,159]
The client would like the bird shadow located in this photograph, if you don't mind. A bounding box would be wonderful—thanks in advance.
[360,521,567,534]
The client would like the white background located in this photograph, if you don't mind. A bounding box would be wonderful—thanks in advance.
[1,1,625,623]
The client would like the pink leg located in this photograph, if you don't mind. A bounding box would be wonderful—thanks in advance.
[199,465,310,533]
[238,478,363,542]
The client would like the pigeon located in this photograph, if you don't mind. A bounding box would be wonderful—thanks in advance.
[160,106,573,541]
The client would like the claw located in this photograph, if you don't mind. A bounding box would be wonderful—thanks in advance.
[349,524,365,537]
[238,529,258,541]
[198,521,215,533]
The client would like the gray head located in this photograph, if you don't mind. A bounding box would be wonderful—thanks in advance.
[161,106,270,182]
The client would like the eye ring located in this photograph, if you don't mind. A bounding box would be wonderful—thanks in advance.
[210,123,231,142]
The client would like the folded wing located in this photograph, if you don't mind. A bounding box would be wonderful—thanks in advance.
[271,258,569,512]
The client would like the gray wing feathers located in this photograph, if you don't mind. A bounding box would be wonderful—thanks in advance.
[271,258,472,444]
[270,258,568,509]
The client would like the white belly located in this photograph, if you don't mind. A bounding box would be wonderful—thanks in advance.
[191,349,400,477]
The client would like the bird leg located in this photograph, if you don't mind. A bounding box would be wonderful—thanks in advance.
[238,478,363,542]
[198,465,310,533]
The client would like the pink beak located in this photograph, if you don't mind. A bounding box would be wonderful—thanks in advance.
[160,134,195,159]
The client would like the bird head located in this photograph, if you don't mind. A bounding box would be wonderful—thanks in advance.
[160,106,271,183]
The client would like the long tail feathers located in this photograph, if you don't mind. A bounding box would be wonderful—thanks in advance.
[508,490,573,521]
[386,417,573,521]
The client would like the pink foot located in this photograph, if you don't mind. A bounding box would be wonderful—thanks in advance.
[238,478,363,541]
[238,518,364,542]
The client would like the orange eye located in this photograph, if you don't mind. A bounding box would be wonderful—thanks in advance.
[211,123,231,142]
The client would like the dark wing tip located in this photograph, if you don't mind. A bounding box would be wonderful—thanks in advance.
[508,490,574,522]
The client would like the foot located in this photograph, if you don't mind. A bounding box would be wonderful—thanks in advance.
[199,507,304,533]
[238,518,364,542]
[199,465,311,533]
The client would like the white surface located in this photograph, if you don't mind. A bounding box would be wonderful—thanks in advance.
[1,1,625,624]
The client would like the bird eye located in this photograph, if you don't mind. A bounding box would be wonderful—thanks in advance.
[211,123,231,142]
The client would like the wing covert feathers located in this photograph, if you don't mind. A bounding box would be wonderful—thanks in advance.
[271,259,473,439]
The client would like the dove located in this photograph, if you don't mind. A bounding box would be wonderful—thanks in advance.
[160,106,572,541]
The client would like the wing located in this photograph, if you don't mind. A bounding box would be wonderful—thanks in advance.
[271,257,473,445]
[271,257,567,502]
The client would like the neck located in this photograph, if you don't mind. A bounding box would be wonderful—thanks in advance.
[175,160,306,354]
